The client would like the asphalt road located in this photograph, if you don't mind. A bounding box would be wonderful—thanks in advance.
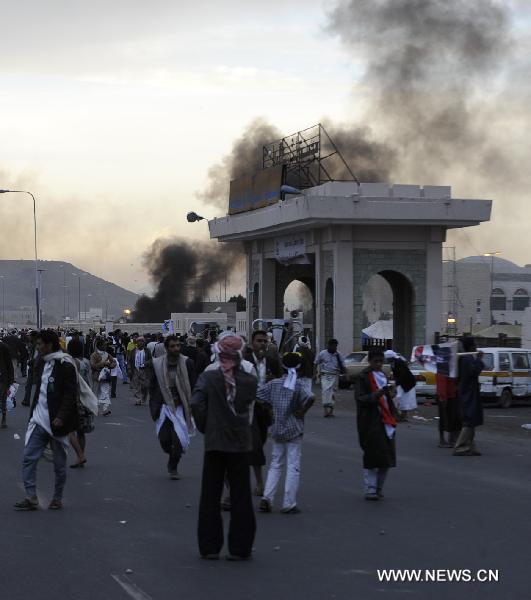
[1,378,530,600]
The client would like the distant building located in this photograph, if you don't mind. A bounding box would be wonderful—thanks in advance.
[78,307,104,322]
[443,256,531,333]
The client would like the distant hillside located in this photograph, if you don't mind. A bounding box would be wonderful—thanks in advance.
[0,260,138,325]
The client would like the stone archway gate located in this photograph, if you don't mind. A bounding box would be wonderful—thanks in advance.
[209,182,491,355]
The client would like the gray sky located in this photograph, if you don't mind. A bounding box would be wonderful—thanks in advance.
[0,0,357,293]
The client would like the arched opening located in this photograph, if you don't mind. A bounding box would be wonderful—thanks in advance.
[490,288,506,311]
[324,278,334,343]
[360,270,414,356]
[512,288,529,312]
[283,279,314,350]
[379,270,415,356]
[362,274,393,350]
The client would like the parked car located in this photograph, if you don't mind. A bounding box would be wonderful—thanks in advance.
[408,360,436,398]
[478,347,531,408]
[338,351,392,389]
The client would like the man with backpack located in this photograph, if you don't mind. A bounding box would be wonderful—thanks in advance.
[14,330,79,511]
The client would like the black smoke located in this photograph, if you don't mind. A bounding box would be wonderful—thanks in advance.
[134,120,281,322]
[327,0,513,182]
[197,118,282,209]
[133,238,243,322]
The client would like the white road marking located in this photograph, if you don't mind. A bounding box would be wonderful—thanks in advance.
[111,574,154,600]
[126,416,145,423]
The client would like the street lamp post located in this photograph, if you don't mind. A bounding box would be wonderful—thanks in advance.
[0,189,40,328]
[484,251,501,325]
[84,294,92,321]
[97,283,108,321]
[72,273,84,322]
[37,269,45,328]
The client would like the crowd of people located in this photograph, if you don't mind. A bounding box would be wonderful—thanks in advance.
[0,325,485,560]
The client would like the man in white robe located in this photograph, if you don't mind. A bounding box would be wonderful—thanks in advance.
[149,335,196,479]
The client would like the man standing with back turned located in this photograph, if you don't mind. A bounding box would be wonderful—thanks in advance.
[191,333,258,561]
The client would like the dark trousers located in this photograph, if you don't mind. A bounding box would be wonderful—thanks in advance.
[158,418,183,471]
[111,376,117,398]
[198,451,256,558]
[23,367,34,405]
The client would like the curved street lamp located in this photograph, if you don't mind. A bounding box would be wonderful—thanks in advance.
[0,189,40,328]
[186,211,205,223]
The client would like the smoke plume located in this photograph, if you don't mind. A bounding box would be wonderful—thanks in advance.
[197,118,282,209]
[327,0,513,184]
[325,0,531,258]
[134,120,280,320]
[133,238,243,322]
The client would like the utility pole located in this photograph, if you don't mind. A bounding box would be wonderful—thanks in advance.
[37,269,45,328]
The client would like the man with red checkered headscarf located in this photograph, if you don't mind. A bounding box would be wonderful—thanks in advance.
[191,332,258,562]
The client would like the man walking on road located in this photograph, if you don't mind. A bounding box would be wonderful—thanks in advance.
[355,348,398,501]
[192,333,257,561]
[258,351,315,514]
[130,337,151,406]
[21,331,39,407]
[243,329,281,496]
[315,338,345,418]
[14,330,79,511]
[453,337,485,457]
[0,338,15,428]
[149,335,196,480]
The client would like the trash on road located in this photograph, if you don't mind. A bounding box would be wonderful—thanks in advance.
[521,424,531,430]
[119,520,127,524]
[13,433,20,440]
[125,568,133,574]
[274,546,280,551]
[412,416,430,422]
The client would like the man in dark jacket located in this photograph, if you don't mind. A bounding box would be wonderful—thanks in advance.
[195,338,210,375]
[14,330,79,511]
[149,335,196,479]
[453,337,484,457]
[354,348,399,501]
[21,331,39,407]
[191,333,258,561]
[0,339,15,428]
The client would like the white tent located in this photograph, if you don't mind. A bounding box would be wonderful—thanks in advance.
[362,320,393,340]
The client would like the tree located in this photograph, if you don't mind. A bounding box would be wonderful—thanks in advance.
[228,294,246,311]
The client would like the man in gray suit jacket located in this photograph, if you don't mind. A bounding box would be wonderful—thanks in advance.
[191,333,258,561]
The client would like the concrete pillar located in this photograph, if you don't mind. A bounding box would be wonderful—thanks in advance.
[314,240,323,352]
[260,255,276,319]
[425,227,443,344]
[334,227,354,353]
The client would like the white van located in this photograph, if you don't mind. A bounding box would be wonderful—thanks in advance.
[478,347,531,408]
